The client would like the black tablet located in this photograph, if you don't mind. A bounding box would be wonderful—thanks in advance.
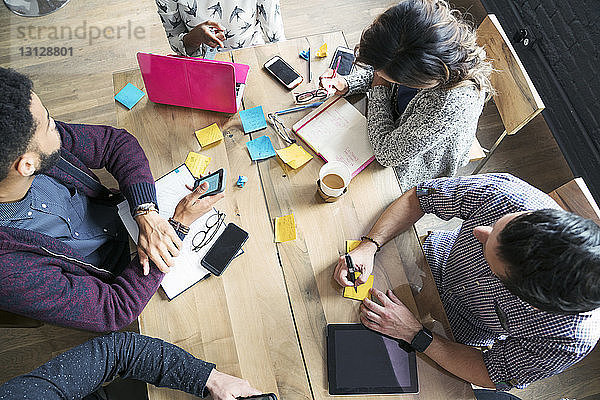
[327,324,419,395]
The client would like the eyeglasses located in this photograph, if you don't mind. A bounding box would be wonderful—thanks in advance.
[267,113,296,145]
[294,88,329,104]
[192,210,225,252]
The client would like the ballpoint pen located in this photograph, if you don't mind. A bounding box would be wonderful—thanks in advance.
[274,101,323,115]
[345,254,357,292]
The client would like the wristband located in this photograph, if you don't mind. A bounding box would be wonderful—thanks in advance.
[361,235,382,252]
[133,202,158,218]
[168,218,190,235]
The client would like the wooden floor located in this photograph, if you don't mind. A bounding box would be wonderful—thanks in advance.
[0,0,597,399]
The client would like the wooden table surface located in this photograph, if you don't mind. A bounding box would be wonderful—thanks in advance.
[113,31,474,400]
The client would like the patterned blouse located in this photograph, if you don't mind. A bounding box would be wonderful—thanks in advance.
[156,0,285,57]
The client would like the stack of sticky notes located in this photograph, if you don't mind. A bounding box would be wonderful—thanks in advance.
[343,239,374,301]
[346,240,361,253]
[239,106,267,133]
[246,135,276,160]
[343,273,374,301]
[276,143,312,169]
[275,213,296,242]
[114,83,145,109]
[185,151,211,178]
[195,123,224,147]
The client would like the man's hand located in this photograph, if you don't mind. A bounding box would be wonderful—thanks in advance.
[205,369,262,400]
[372,71,392,88]
[319,68,349,96]
[360,288,423,342]
[183,20,226,53]
[136,212,182,275]
[173,181,224,227]
[333,241,377,287]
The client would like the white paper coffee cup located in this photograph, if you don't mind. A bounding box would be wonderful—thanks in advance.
[319,162,351,197]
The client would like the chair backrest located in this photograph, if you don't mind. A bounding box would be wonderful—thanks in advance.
[476,15,545,135]
[548,178,600,225]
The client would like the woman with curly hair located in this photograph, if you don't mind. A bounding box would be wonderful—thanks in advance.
[321,0,492,191]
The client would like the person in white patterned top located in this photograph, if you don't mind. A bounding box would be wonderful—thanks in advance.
[333,173,600,391]
[155,0,285,57]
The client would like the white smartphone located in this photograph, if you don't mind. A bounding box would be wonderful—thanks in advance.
[264,56,303,90]
[329,46,355,76]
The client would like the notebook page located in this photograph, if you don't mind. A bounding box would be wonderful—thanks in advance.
[293,97,373,176]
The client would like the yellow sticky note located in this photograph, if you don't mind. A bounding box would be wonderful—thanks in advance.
[275,213,296,242]
[185,151,211,178]
[195,123,224,147]
[346,240,361,253]
[276,143,313,169]
[343,272,374,301]
[316,42,327,57]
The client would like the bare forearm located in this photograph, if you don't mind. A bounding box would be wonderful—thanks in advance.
[367,187,424,246]
[424,334,495,388]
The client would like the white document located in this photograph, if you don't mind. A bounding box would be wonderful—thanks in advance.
[117,165,225,299]
[293,96,374,177]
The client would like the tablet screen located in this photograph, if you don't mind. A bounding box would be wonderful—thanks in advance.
[327,324,418,394]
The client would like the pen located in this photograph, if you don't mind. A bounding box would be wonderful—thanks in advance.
[274,101,323,115]
[308,47,312,82]
[332,55,341,78]
[345,254,357,292]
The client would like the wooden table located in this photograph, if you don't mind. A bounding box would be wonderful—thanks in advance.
[113,31,474,400]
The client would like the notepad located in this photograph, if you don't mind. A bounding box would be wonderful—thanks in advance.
[114,83,145,109]
[276,143,313,169]
[246,135,276,160]
[275,213,296,242]
[239,106,267,133]
[185,151,211,177]
[346,240,361,253]
[343,272,374,301]
[117,165,237,300]
[195,123,224,147]
[293,96,374,177]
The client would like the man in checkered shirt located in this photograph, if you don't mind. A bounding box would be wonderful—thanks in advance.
[334,173,600,391]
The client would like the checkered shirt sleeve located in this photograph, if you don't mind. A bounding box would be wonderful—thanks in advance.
[415,173,600,390]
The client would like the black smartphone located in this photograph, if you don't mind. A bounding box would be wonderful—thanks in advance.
[201,223,249,276]
[237,394,278,400]
[193,168,226,198]
[264,56,303,89]
[329,46,355,76]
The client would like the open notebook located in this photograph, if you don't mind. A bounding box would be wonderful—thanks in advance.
[292,96,375,177]
[117,165,236,300]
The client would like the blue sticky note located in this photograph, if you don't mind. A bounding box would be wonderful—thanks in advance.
[246,135,276,160]
[239,106,267,134]
[114,83,145,109]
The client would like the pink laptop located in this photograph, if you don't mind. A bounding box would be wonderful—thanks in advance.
[137,52,250,113]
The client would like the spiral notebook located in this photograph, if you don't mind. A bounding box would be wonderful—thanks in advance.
[292,96,375,177]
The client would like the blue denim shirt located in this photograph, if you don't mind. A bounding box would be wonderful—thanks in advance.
[0,174,129,271]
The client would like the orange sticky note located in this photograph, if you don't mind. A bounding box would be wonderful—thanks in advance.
[276,143,312,169]
[185,151,211,178]
[343,272,374,301]
[346,240,361,253]
[195,123,223,147]
[275,213,296,242]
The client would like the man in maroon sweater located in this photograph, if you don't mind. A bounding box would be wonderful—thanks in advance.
[0,67,222,332]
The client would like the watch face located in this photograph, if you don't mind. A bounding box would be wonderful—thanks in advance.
[411,328,433,352]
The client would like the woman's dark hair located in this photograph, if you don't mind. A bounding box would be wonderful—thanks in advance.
[497,209,600,315]
[0,67,36,181]
[355,0,492,94]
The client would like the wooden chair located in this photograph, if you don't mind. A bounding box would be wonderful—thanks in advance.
[472,14,545,173]
[548,178,600,225]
